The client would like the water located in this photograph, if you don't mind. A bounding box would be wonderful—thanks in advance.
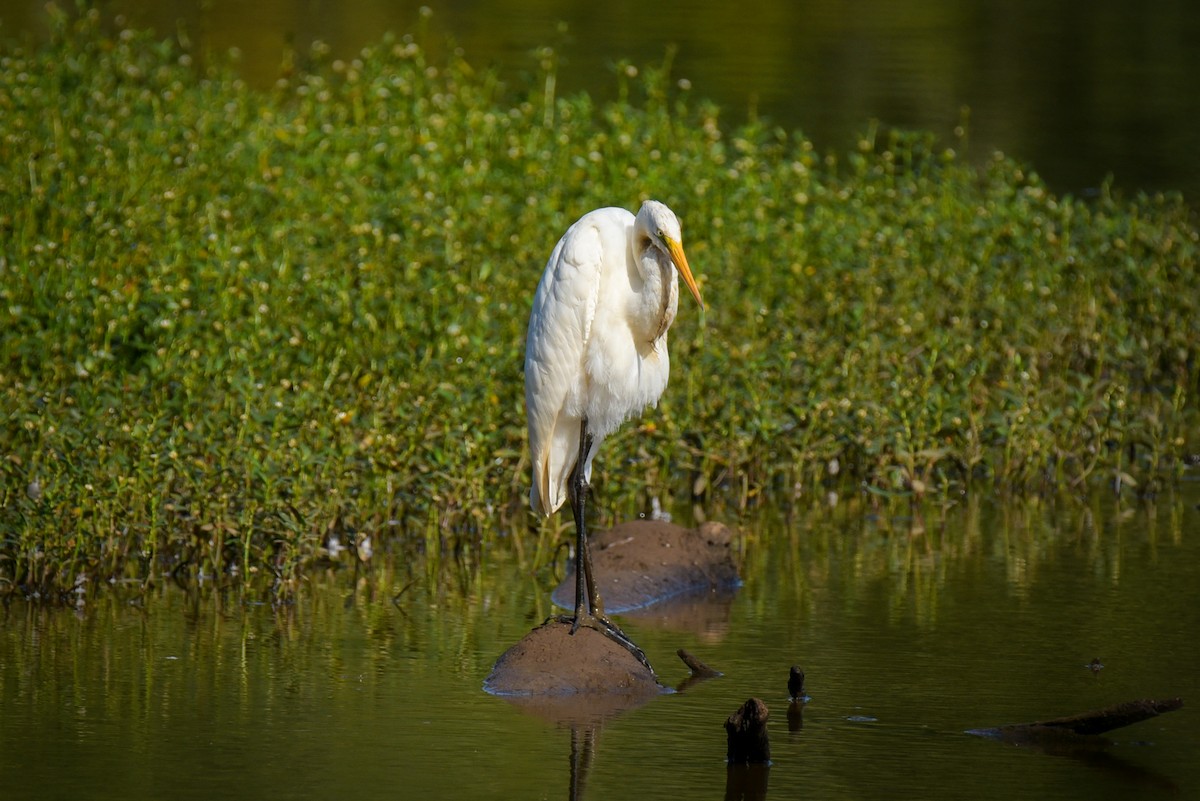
[0,0,1198,199]
[2,486,1198,800]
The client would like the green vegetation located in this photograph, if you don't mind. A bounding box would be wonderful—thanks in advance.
[2,9,1197,598]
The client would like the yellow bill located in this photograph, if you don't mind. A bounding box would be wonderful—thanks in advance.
[666,238,704,311]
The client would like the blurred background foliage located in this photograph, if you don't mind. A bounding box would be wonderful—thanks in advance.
[3,0,1198,198]
[0,7,1196,597]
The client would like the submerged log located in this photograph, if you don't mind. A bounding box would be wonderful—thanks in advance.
[725,698,771,764]
[969,698,1183,745]
[677,648,721,677]
[673,648,722,693]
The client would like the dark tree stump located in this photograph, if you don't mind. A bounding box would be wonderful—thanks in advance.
[725,698,771,764]
[787,665,806,700]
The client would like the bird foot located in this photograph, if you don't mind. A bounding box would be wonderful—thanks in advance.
[553,612,656,677]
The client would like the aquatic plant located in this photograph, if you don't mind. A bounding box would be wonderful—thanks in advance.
[1,9,1197,597]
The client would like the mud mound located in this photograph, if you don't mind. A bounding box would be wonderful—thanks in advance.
[486,520,739,706]
[550,520,739,613]
[484,618,665,700]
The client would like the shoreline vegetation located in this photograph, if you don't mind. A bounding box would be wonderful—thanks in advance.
[2,9,1197,599]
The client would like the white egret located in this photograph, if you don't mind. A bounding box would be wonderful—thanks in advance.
[524,200,704,666]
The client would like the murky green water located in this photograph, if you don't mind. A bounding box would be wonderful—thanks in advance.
[1,0,1198,198]
[3,486,1197,800]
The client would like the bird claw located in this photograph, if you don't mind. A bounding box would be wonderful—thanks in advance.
[553,613,656,677]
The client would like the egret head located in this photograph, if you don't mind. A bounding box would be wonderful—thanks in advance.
[637,200,704,310]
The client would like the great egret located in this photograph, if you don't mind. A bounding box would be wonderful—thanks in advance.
[524,200,704,667]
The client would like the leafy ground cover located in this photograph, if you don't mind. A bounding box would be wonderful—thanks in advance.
[2,9,1197,597]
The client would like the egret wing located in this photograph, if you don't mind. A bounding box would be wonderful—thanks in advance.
[524,217,608,515]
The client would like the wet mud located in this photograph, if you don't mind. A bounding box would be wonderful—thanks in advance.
[549,519,739,614]
[486,519,740,704]
[483,618,665,708]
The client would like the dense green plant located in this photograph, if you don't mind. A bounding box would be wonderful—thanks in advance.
[1,9,1197,597]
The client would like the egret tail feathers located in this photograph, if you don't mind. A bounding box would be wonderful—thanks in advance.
[531,450,558,517]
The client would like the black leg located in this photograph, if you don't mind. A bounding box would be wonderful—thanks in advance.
[558,417,654,676]
[569,417,592,628]
[576,425,604,618]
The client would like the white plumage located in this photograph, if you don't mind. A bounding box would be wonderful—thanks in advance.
[522,200,703,652]
[524,200,703,517]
